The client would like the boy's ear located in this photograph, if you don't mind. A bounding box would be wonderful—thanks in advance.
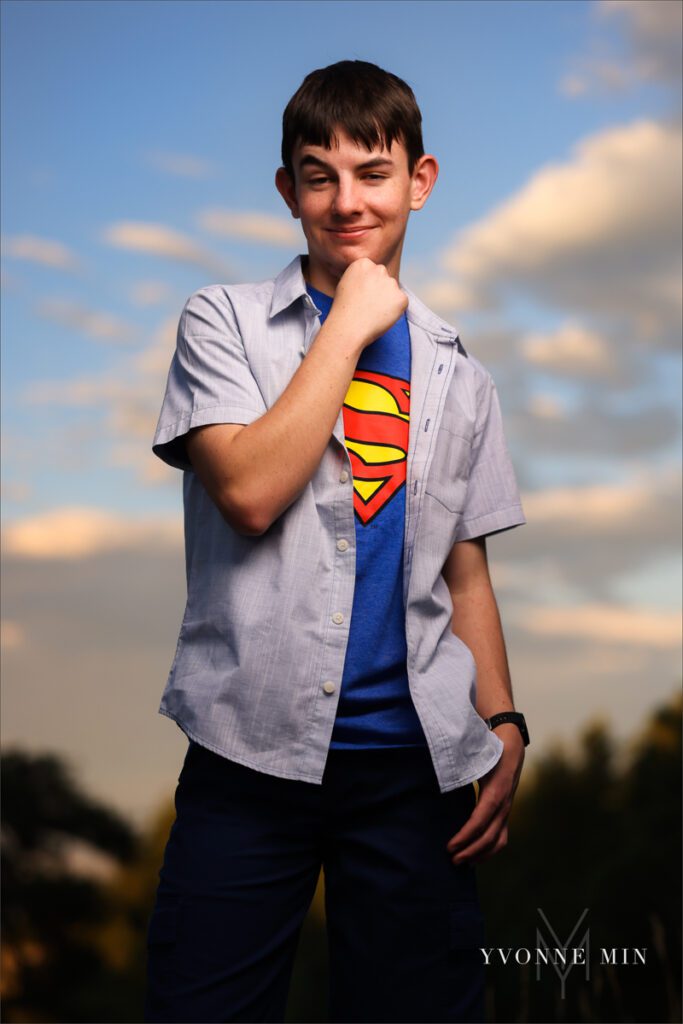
[275,167,300,219]
[410,154,439,212]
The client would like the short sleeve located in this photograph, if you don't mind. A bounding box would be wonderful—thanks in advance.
[454,368,526,542]
[152,286,268,470]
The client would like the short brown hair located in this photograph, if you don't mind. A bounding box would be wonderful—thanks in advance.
[281,60,425,181]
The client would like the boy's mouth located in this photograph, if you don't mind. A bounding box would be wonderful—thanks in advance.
[325,226,374,239]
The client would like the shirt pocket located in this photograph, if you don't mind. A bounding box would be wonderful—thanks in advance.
[424,409,473,514]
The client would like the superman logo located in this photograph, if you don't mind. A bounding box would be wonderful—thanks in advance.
[343,369,410,525]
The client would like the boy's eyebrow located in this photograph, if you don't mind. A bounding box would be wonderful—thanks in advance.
[298,154,395,172]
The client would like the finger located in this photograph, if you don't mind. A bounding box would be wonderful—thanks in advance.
[446,809,490,853]
[446,792,500,852]
[450,820,500,863]
[453,823,509,866]
[467,827,510,866]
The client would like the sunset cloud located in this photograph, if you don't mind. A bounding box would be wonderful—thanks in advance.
[433,120,681,346]
[102,221,232,276]
[129,279,174,307]
[22,313,180,484]
[521,321,616,378]
[521,474,678,531]
[196,208,301,246]
[519,603,681,649]
[3,507,182,559]
[511,396,679,457]
[35,298,140,344]
[2,234,80,272]
[526,394,565,420]
[143,149,216,178]
[561,0,683,97]
[502,472,681,601]
[1,620,25,652]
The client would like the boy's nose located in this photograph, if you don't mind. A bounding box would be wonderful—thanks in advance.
[331,180,363,217]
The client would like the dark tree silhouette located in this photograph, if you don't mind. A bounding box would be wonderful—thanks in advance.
[478,690,682,1024]
[1,693,680,1023]
[1,749,140,1023]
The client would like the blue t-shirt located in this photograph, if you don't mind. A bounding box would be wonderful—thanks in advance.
[307,282,427,749]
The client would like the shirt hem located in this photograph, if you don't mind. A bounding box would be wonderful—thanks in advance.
[159,707,325,785]
[437,736,504,792]
[159,706,498,791]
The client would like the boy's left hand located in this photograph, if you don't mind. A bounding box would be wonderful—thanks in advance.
[446,723,525,865]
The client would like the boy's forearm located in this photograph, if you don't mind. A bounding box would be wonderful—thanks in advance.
[195,317,365,534]
[449,578,516,719]
[237,319,362,497]
[188,260,408,536]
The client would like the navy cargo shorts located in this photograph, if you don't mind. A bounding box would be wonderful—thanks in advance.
[144,740,486,1023]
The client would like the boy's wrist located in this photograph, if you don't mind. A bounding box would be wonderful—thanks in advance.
[485,711,530,747]
[316,312,367,358]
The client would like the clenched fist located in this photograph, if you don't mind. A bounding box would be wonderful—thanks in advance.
[326,258,409,350]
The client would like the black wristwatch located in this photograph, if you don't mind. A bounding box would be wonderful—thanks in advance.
[485,711,530,747]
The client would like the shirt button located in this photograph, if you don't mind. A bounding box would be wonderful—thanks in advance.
[340,470,349,483]
[322,681,336,694]
[332,611,344,625]
[336,538,349,552]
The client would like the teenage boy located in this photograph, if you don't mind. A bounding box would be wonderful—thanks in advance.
[145,60,528,1024]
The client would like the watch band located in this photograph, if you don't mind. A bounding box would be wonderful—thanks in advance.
[485,711,530,746]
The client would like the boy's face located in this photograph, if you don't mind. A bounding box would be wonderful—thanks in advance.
[276,128,438,295]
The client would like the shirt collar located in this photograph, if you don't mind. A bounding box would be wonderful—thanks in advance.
[269,255,313,319]
[269,254,466,353]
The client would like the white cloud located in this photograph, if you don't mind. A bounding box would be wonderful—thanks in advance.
[412,278,479,315]
[1,620,25,651]
[102,221,232,276]
[2,481,33,503]
[35,298,140,344]
[559,74,590,99]
[502,471,682,602]
[132,314,178,376]
[435,120,681,346]
[2,234,80,272]
[129,280,173,307]
[521,473,677,529]
[3,507,182,559]
[560,0,682,97]
[521,321,616,378]
[143,149,216,179]
[196,209,302,247]
[519,603,681,649]
[526,394,565,420]
[22,314,180,484]
[511,397,678,456]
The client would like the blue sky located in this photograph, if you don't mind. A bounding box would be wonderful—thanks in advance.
[2,0,680,516]
[2,0,681,823]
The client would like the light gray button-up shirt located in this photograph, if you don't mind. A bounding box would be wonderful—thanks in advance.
[152,255,526,792]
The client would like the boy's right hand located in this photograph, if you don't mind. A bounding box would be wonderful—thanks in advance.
[326,257,409,350]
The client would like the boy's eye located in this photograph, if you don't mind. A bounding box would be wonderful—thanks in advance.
[306,173,386,185]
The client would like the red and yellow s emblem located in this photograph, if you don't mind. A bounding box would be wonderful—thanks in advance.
[343,369,410,525]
